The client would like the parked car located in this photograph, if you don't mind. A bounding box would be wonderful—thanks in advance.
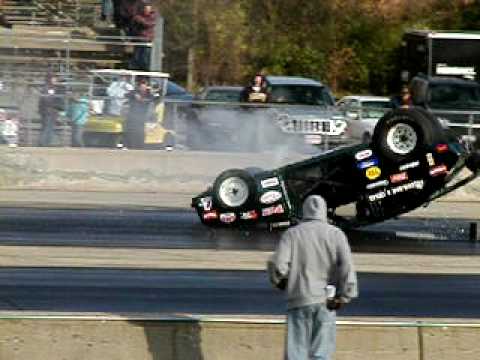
[192,108,480,229]
[166,81,194,101]
[410,75,480,148]
[337,95,392,144]
[196,86,243,102]
[187,76,348,151]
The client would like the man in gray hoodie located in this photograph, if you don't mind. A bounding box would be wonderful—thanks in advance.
[268,195,358,360]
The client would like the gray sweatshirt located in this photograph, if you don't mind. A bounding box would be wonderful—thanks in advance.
[269,195,358,309]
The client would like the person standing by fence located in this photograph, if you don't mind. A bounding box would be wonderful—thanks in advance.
[268,195,358,360]
[66,94,90,147]
[38,74,64,147]
[130,0,157,70]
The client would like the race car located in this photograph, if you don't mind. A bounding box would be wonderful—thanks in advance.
[192,108,480,229]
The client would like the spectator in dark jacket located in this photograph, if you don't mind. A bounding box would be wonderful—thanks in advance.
[124,79,154,149]
[113,0,140,35]
[130,0,157,70]
[38,74,64,147]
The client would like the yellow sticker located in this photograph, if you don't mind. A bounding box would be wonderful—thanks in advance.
[366,166,381,180]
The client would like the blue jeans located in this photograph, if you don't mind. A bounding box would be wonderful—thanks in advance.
[286,304,336,360]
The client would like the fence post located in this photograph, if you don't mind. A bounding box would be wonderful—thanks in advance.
[150,17,164,72]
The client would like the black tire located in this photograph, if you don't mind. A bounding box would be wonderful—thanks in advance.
[212,169,257,210]
[372,108,444,163]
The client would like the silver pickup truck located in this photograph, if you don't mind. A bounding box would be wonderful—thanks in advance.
[186,76,348,152]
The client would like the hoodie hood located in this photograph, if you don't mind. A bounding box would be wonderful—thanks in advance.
[302,195,327,222]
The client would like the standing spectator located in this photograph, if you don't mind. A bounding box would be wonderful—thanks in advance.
[101,0,114,25]
[241,73,267,102]
[106,75,134,115]
[0,0,12,29]
[267,195,358,360]
[130,0,157,70]
[38,74,64,147]
[66,94,89,147]
[391,84,413,109]
[124,78,154,149]
[114,0,140,35]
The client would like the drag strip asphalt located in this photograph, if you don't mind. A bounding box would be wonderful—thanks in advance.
[0,207,478,255]
[0,267,478,318]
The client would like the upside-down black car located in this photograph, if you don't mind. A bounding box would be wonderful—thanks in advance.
[192,108,480,229]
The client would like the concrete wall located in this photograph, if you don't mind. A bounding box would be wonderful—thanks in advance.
[0,147,306,193]
[0,316,478,360]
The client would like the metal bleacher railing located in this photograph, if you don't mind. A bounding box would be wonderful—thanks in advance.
[0,0,156,146]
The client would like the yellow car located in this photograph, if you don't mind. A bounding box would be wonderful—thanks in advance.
[83,69,175,149]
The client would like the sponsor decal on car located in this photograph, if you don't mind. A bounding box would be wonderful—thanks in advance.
[203,211,218,221]
[368,180,425,202]
[220,212,237,223]
[262,204,285,217]
[355,149,373,161]
[435,144,449,153]
[261,177,280,189]
[399,161,420,172]
[366,179,389,190]
[365,166,381,180]
[199,196,213,211]
[426,153,435,166]
[240,210,259,221]
[429,164,448,177]
[390,172,408,184]
[357,157,379,170]
[260,190,283,205]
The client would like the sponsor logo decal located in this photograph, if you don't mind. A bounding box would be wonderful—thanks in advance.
[355,149,373,161]
[219,212,236,223]
[199,196,213,211]
[260,190,283,205]
[426,153,435,166]
[262,204,285,217]
[365,166,381,180]
[240,210,259,221]
[357,157,379,170]
[435,144,449,153]
[366,179,389,190]
[261,177,280,188]
[203,211,218,221]
[390,172,408,184]
[368,180,425,202]
[429,164,448,177]
[399,161,420,171]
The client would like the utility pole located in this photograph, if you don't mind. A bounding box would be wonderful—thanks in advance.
[187,0,198,91]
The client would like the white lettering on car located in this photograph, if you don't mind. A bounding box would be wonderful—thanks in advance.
[368,180,425,202]
[262,204,285,217]
[399,161,420,171]
[366,179,389,190]
[355,149,373,161]
[261,177,280,188]
[260,191,283,205]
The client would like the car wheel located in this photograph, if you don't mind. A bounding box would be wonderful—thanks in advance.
[213,169,256,210]
[372,108,443,163]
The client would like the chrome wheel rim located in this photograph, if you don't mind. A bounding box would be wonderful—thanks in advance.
[218,177,249,208]
[386,123,417,155]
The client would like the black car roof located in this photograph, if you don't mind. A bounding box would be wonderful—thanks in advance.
[265,76,324,87]
[416,75,480,87]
